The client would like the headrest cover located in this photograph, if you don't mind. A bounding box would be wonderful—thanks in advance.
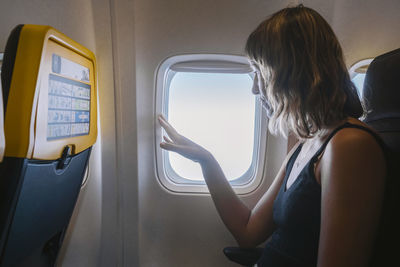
[363,48,400,123]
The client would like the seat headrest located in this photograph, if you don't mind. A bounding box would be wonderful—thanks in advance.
[363,48,400,123]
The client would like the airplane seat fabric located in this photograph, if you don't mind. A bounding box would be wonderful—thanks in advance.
[362,48,400,267]
[363,48,400,152]
[0,24,96,267]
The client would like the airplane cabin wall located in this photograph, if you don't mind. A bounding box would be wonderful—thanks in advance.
[328,0,400,65]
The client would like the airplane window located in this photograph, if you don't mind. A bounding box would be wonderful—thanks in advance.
[155,54,267,194]
[349,58,373,99]
[168,72,255,181]
[352,72,366,98]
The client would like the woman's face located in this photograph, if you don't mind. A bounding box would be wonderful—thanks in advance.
[250,62,265,96]
[250,61,273,116]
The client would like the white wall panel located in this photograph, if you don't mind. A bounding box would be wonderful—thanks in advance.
[330,0,400,66]
[108,0,139,266]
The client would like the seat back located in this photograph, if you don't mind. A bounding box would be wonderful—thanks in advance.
[0,24,97,267]
[362,48,400,266]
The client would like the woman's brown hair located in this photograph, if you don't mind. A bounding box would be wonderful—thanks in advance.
[245,4,363,139]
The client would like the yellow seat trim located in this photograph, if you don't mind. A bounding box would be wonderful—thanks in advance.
[4,25,97,160]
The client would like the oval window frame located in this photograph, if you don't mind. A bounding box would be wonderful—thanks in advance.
[154,54,269,194]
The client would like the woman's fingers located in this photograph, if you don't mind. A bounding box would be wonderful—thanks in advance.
[160,141,185,154]
[158,114,167,122]
[158,115,180,141]
[160,142,203,162]
[158,114,210,162]
[163,135,173,143]
[160,141,175,151]
[158,116,197,147]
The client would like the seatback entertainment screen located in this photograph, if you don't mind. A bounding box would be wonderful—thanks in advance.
[47,54,90,140]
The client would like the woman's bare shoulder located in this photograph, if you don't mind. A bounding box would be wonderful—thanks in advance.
[329,118,383,156]
[320,118,386,185]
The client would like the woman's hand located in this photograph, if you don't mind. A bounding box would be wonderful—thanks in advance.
[158,115,212,163]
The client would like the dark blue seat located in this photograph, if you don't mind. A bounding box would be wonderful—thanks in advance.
[363,48,400,267]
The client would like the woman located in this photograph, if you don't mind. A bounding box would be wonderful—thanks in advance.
[158,5,386,267]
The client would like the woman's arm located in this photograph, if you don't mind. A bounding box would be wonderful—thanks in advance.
[317,128,386,267]
[199,147,297,247]
[158,115,299,247]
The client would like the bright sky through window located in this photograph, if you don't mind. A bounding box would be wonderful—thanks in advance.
[167,72,255,181]
[352,73,366,98]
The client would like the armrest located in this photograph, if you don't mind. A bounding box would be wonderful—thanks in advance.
[223,246,264,266]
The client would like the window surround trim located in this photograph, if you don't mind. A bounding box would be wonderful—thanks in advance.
[154,54,268,195]
[349,58,373,79]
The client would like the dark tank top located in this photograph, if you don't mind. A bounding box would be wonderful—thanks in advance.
[257,122,385,267]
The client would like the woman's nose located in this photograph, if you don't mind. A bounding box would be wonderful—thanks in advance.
[252,74,260,95]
